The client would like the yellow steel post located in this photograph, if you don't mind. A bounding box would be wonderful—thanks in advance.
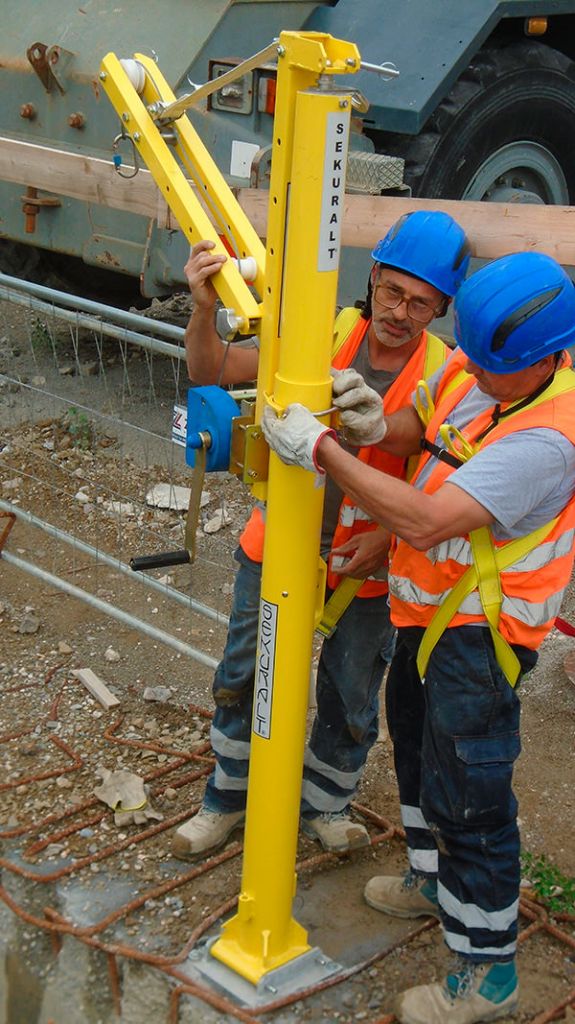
[210,34,355,983]
[99,29,362,987]
[250,33,359,500]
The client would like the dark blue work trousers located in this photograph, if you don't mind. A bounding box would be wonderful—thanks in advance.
[204,547,395,816]
[386,625,537,962]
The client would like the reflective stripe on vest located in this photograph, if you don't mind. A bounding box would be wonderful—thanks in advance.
[390,565,568,624]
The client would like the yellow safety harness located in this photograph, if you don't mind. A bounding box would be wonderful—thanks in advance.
[416,368,575,687]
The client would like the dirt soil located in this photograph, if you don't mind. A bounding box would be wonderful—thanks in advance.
[0,302,574,1024]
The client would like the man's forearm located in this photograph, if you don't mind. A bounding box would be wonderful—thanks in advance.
[315,434,493,549]
[377,404,424,457]
[184,307,260,386]
[184,306,223,384]
[317,435,430,544]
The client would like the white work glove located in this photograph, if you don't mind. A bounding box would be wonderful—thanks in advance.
[331,367,387,446]
[262,403,336,473]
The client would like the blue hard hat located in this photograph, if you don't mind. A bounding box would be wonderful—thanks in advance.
[371,211,470,297]
[454,252,575,373]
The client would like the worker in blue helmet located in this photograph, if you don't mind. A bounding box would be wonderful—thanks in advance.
[263,250,575,1023]
[173,211,470,862]
[454,250,575,371]
[371,208,470,296]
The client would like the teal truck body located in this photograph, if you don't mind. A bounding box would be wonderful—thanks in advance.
[1,1,575,300]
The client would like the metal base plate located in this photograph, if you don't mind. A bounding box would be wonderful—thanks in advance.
[185,941,343,1008]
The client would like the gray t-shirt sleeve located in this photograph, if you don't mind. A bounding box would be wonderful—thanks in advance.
[448,428,575,538]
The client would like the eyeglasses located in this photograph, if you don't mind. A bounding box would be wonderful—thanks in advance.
[373,280,442,324]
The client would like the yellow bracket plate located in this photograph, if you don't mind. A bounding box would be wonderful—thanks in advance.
[243,424,270,485]
[229,415,254,478]
[279,31,361,75]
[229,416,269,485]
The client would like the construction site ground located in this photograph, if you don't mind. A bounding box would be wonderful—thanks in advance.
[1,300,575,1024]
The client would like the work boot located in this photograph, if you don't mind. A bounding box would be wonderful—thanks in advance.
[364,869,440,918]
[172,808,245,860]
[301,812,370,852]
[394,958,519,1024]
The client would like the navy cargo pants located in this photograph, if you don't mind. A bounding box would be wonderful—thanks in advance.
[204,547,395,816]
[386,624,537,962]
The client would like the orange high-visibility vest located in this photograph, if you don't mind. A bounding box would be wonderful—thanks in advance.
[327,326,448,595]
[240,311,447,569]
[388,353,575,651]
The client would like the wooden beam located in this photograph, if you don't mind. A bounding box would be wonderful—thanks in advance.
[2,137,575,262]
[240,188,575,264]
[0,137,164,219]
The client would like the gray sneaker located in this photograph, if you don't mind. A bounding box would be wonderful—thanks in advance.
[364,870,440,918]
[301,812,370,852]
[172,807,245,861]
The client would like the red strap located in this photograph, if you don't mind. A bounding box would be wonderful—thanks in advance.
[555,617,575,637]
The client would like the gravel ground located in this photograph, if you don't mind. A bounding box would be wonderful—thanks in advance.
[0,300,574,1023]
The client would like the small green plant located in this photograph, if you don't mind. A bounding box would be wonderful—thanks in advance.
[521,851,575,915]
[65,407,93,450]
[30,316,52,351]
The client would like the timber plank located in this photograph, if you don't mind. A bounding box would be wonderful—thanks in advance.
[2,137,575,262]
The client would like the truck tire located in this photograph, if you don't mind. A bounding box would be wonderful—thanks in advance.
[381,42,575,204]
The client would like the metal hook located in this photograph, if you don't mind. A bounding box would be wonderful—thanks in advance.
[112,130,140,179]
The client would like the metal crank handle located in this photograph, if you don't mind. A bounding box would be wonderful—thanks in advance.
[130,550,191,572]
[130,431,210,573]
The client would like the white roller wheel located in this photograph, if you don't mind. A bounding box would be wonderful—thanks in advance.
[120,59,146,95]
[232,256,257,283]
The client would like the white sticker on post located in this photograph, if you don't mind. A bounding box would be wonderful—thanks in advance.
[253,598,278,739]
[172,404,187,447]
[230,140,260,178]
[317,111,350,272]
